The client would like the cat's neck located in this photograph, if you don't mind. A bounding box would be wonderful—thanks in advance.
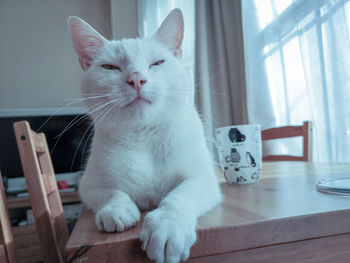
[94,121,168,141]
[92,105,197,144]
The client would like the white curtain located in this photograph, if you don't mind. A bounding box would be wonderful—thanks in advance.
[195,0,249,143]
[242,0,350,162]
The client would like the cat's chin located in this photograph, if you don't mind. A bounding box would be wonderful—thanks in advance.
[125,97,152,108]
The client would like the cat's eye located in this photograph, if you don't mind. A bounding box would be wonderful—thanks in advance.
[149,60,165,68]
[101,64,121,71]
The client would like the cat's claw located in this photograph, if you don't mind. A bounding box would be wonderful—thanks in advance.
[95,202,140,232]
[140,208,196,263]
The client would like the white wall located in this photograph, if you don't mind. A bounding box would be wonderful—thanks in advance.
[111,0,138,40]
[0,0,137,116]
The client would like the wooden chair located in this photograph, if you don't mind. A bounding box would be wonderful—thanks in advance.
[14,121,69,263]
[0,170,17,263]
[261,121,312,162]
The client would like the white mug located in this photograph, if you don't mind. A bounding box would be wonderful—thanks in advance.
[215,124,262,184]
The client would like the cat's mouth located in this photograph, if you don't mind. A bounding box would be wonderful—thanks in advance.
[125,96,152,107]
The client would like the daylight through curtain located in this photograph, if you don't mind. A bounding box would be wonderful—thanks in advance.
[242,0,350,162]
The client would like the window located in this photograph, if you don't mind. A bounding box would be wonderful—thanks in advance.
[243,0,350,162]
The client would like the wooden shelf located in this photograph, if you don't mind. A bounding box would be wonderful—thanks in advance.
[13,224,43,263]
[6,191,80,209]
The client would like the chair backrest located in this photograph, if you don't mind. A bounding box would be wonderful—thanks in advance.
[261,121,313,161]
[13,121,69,263]
[0,170,17,263]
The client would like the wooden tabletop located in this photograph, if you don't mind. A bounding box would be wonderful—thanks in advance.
[65,162,350,263]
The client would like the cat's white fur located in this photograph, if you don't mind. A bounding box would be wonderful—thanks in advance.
[68,9,221,263]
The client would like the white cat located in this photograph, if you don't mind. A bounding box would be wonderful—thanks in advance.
[68,9,221,263]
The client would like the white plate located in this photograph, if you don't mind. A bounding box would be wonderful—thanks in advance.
[316,178,350,195]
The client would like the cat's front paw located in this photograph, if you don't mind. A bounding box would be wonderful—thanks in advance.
[95,201,140,232]
[140,209,196,263]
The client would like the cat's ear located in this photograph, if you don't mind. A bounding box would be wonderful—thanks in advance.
[68,16,106,71]
[154,8,184,58]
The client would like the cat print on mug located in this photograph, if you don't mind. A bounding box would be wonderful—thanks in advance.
[216,125,262,184]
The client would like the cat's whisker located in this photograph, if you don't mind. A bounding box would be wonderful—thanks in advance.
[37,94,112,133]
[153,66,225,88]
[36,99,88,132]
[53,99,110,140]
[70,104,110,170]
[79,128,94,169]
[73,100,118,170]
[94,78,117,87]
[50,99,116,155]
[150,85,230,98]
[165,60,225,83]
[191,59,226,74]
[80,91,113,96]
[153,72,192,84]
[194,67,226,85]
[50,112,88,154]
[178,59,225,81]
[172,88,229,98]
[193,61,224,72]
[80,103,121,168]
[194,90,230,98]
[152,60,224,86]
[66,94,113,102]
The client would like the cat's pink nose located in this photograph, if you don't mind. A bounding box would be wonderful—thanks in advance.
[127,72,147,91]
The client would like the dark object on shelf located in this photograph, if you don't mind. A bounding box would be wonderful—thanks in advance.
[0,114,92,179]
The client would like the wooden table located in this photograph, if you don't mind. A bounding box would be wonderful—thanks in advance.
[0,245,6,263]
[65,162,350,262]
